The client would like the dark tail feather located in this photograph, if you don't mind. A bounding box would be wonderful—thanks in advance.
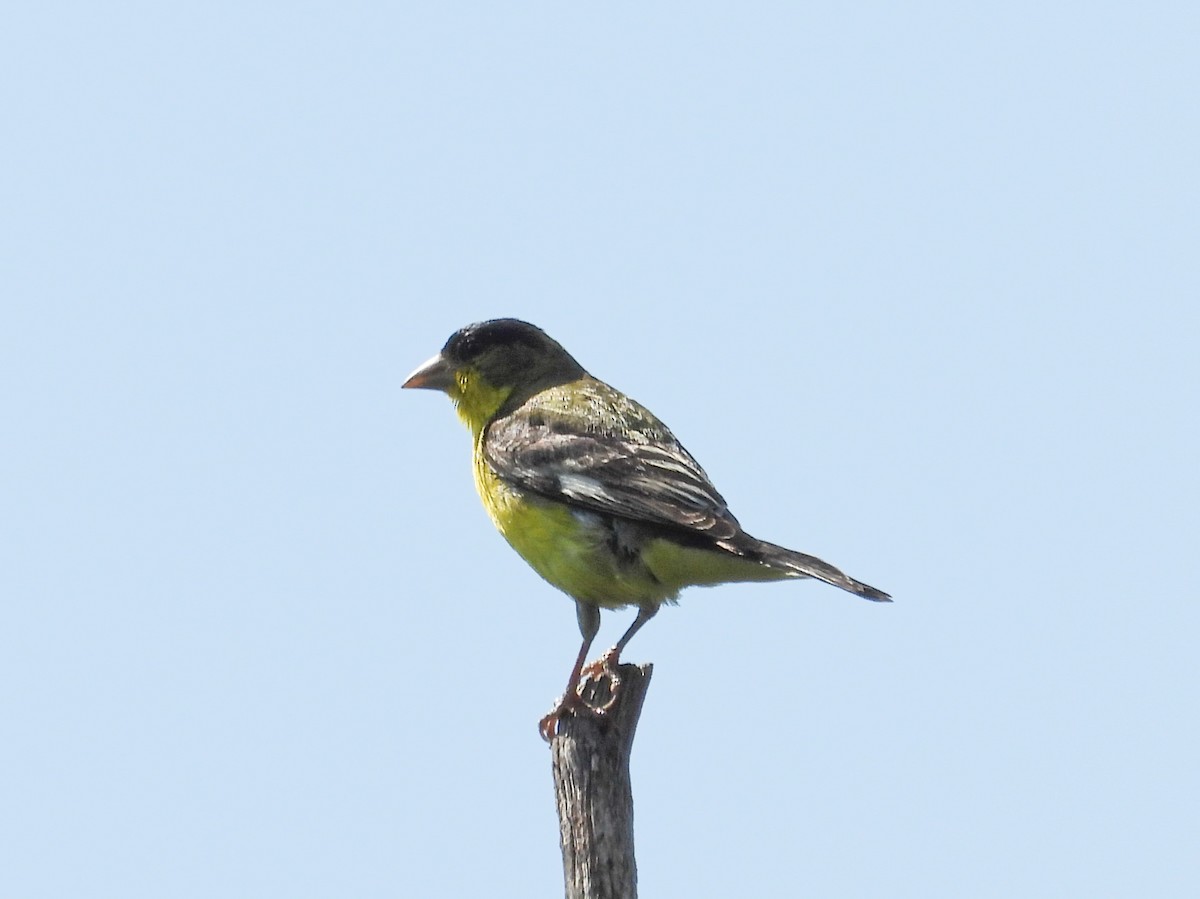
[726,536,892,602]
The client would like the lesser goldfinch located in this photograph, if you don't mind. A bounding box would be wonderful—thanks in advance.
[404,319,889,739]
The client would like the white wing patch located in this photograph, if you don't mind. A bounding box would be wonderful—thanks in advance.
[558,473,615,504]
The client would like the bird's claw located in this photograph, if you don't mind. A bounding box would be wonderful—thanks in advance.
[579,647,623,713]
[539,647,625,741]
[539,690,584,742]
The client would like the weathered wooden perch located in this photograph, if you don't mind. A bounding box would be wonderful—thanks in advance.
[550,662,653,899]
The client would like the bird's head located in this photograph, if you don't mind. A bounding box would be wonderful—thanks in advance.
[403,319,587,431]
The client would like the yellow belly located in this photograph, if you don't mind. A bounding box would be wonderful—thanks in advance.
[472,448,678,609]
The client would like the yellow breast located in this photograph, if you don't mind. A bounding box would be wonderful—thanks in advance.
[471,439,675,609]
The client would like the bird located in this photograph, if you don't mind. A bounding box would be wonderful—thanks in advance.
[403,318,889,739]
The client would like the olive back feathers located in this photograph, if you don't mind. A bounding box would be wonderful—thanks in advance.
[483,378,741,540]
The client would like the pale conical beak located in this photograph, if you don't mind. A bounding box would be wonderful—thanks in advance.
[402,352,456,392]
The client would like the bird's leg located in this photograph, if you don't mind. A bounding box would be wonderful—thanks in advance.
[539,603,600,741]
[580,605,658,714]
[586,604,658,673]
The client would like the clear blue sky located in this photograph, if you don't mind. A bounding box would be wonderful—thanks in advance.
[3,3,1197,897]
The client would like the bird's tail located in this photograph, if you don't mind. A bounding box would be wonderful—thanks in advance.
[721,536,892,602]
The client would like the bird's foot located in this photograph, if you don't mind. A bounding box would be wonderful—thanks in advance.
[539,690,586,742]
[578,646,624,713]
[539,647,625,741]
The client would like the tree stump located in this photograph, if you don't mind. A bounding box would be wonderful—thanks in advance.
[550,662,653,899]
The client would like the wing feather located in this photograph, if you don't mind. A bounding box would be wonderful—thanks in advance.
[483,381,741,540]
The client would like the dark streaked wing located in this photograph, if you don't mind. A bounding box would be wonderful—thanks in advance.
[483,382,742,539]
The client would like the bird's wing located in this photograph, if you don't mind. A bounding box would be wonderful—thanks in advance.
[483,384,741,540]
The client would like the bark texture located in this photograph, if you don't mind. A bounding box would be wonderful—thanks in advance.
[550,663,653,899]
